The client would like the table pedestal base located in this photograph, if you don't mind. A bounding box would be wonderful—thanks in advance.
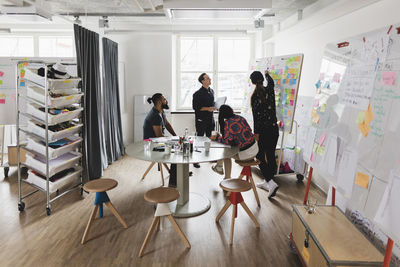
[169,192,211,218]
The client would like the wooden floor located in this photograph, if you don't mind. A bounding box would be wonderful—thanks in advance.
[0,155,325,267]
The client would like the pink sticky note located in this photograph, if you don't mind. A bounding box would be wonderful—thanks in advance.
[0,98,5,104]
[290,100,294,106]
[318,133,326,146]
[310,153,314,162]
[333,73,341,83]
[0,71,4,77]
[313,99,319,107]
[382,72,396,85]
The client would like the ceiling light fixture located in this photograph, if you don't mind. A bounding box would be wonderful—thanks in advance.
[74,15,81,25]
[254,18,264,28]
[99,16,109,28]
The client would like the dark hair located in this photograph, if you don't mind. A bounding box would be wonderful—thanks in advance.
[198,73,207,83]
[147,93,163,105]
[218,105,235,137]
[250,71,266,108]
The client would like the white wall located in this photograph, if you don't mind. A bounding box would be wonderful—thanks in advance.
[265,0,400,191]
[108,33,173,144]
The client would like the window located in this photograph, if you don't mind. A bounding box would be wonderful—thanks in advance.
[39,36,74,57]
[177,36,252,109]
[0,36,34,57]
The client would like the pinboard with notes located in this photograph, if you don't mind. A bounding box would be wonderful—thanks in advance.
[241,53,304,133]
[303,23,400,246]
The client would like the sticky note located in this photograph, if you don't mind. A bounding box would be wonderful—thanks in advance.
[316,146,325,155]
[287,110,291,117]
[284,109,287,115]
[318,133,326,146]
[281,109,284,115]
[290,100,294,106]
[63,80,71,83]
[315,80,321,89]
[21,73,25,78]
[320,104,326,112]
[381,71,396,85]
[65,96,74,100]
[313,143,318,152]
[313,99,319,107]
[355,172,370,189]
[310,152,315,162]
[285,79,289,84]
[296,56,301,62]
[23,62,28,66]
[0,94,5,98]
[0,80,2,85]
[365,104,374,123]
[324,81,330,89]
[356,112,365,124]
[20,82,25,87]
[0,99,5,104]
[333,73,341,83]
[0,71,4,77]
[277,80,281,85]
[358,121,370,137]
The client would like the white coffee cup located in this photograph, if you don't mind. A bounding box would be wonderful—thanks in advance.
[204,141,211,152]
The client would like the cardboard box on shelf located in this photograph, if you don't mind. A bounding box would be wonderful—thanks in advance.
[7,145,27,165]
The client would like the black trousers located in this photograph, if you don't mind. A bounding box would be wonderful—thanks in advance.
[169,164,177,187]
[195,119,215,137]
[256,127,279,182]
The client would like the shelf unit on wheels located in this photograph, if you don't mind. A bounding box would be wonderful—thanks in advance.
[16,61,84,215]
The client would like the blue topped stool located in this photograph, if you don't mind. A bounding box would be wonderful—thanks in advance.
[81,178,128,244]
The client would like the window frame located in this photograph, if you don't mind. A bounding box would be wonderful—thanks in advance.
[0,32,75,58]
[176,34,254,110]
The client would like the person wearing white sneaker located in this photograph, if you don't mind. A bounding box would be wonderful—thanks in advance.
[210,105,258,179]
[250,70,280,199]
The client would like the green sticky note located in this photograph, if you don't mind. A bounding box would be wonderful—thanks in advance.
[296,147,301,154]
[0,80,2,85]
[313,143,318,152]
[321,104,326,112]
[356,112,365,124]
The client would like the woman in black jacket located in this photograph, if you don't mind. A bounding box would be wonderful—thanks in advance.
[250,70,279,199]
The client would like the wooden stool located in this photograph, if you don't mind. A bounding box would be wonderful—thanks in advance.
[141,162,169,186]
[235,158,261,207]
[139,187,191,257]
[81,178,128,244]
[216,179,260,245]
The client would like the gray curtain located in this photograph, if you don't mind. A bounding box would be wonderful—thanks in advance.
[102,37,124,163]
[74,24,107,180]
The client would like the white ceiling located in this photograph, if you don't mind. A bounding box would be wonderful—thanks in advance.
[0,0,321,30]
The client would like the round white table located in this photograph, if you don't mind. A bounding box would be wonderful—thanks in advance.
[126,136,239,217]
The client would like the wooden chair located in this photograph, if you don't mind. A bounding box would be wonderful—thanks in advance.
[235,158,261,207]
[139,187,191,257]
[216,179,260,245]
[81,178,128,244]
[141,162,170,186]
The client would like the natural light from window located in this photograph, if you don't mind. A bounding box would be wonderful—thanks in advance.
[177,36,252,109]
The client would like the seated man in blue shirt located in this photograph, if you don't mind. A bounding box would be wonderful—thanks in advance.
[143,93,177,187]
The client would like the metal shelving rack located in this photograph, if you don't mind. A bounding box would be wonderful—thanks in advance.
[16,61,84,215]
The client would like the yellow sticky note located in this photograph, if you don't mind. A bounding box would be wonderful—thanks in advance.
[63,80,71,83]
[65,96,74,100]
[355,172,370,189]
[302,247,310,264]
[358,121,370,137]
[313,143,318,152]
[365,104,374,123]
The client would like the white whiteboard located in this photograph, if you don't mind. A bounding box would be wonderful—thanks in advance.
[305,24,400,245]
